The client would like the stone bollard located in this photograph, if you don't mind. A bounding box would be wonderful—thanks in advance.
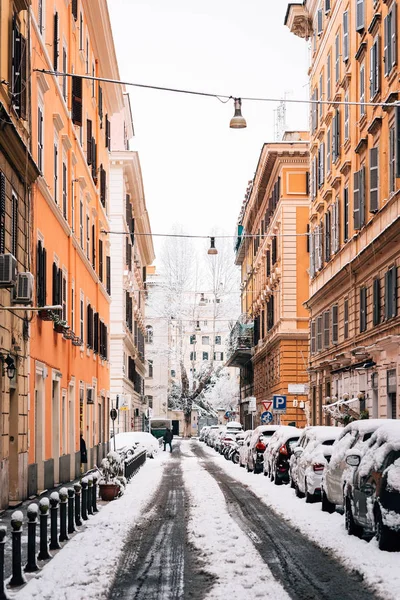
[67,488,76,534]
[37,498,52,561]
[74,482,82,527]
[25,504,40,573]
[59,488,69,542]
[92,473,98,513]
[81,477,88,521]
[0,525,10,600]
[87,476,93,516]
[9,511,26,587]
[49,492,61,551]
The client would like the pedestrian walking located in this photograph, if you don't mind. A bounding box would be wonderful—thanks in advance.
[80,431,88,473]
[163,427,173,452]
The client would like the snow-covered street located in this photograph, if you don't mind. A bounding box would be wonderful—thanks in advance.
[12,439,400,599]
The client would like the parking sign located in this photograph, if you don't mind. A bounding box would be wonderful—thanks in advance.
[273,395,287,413]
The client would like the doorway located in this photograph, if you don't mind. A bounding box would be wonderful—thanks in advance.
[52,378,60,484]
[387,370,397,419]
[8,385,18,501]
[35,373,45,490]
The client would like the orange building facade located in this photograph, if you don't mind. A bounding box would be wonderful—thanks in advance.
[231,134,309,428]
[27,0,123,493]
[286,0,400,424]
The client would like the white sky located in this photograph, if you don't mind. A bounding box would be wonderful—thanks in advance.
[108,0,310,263]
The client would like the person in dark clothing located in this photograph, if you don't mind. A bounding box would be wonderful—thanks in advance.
[80,432,88,472]
[163,427,173,452]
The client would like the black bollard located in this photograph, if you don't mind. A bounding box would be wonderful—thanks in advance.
[81,478,88,521]
[37,498,52,561]
[9,511,26,587]
[74,482,82,527]
[49,493,61,551]
[92,473,98,513]
[0,525,10,600]
[67,488,76,534]
[87,476,93,516]
[59,488,69,542]
[25,504,40,573]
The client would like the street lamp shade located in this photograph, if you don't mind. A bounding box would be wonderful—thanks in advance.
[208,237,218,255]
[230,98,247,129]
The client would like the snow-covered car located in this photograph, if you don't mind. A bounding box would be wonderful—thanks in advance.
[245,425,280,472]
[344,421,400,551]
[214,428,228,453]
[321,419,387,513]
[239,430,253,467]
[207,426,225,449]
[113,432,160,458]
[291,426,341,502]
[205,425,221,446]
[226,421,243,434]
[263,426,302,485]
[199,426,210,441]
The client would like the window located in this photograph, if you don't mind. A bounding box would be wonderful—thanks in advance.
[326,53,331,100]
[202,352,209,361]
[71,283,74,331]
[190,352,197,361]
[359,286,367,333]
[385,266,398,319]
[311,320,316,354]
[190,334,196,344]
[324,211,331,262]
[319,72,324,120]
[332,305,338,344]
[53,13,59,69]
[98,239,103,282]
[202,336,209,345]
[53,139,58,203]
[343,10,349,61]
[71,76,83,126]
[324,0,330,12]
[38,0,45,34]
[79,197,84,248]
[344,186,349,242]
[344,91,349,141]
[271,236,277,264]
[62,160,67,219]
[203,320,208,326]
[171,370,176,378]
[323,310,330,348]
[100,166,107,208]
[37,106,44,173]
[215,336,221,345]
[389,126,396,194]
[331,197,340,254]
[318,143,325,187]
[80,292,84,342]
[353,167,365,230]
[344,298,349,339]
[335,31,340,83]
[62,46,67,102]
[214,352,224,361]
[317,7,323,35]
[11,192,18,258]
[62,270,67,321]
[11,16,27,119]
[326,129,331,173]
[316,315,323,351]
[359,63,365,116]
[86,214,90,259]
[106,256,111,295]
[384,3,397,76]
[267,295,274,331]
[370,147,379,212]
[370,36,380,99]
[356,0,365,32]
[92,62,95,97]
[79,13,83,50]
[373,278,381,326]
[148,360,153,378]
[146,326,153,343]
[266,250,271,277]
[85,37,89,73]
[311,88,318,132]
[36,239,47,306]
[332,109,340,163]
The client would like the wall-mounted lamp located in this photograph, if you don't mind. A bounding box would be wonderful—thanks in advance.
[1,354,16,379]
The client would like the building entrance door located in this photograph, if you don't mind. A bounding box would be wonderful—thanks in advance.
[8,386,18,501]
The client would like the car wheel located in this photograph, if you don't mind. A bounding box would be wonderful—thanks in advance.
[321,489,335,514]
[263,469,268,476]
[345,499,362,538]
[274,469,282,485]
[295,482,305,499]
[246,463,253,473]
[375,508,398,551]
[305,487,316,503]
[232,453,239,465]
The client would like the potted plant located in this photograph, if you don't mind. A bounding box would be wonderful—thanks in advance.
[53,319,69,334]
[72,335,82,346]
[98,451,123,501]
[38,308,54,321]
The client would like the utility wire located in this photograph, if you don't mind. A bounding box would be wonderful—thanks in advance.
[102,230,309,238]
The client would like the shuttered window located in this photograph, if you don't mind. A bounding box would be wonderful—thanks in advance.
[72,77,83,126]
[359,286,367,333]
[91,223,95,269]
[266,250,271,277]
[373,278,381,326]
[317,8,323,35]
[335,32,340,83]
[310,227,315,278]
[384,3,397,76]
[106,255,111,295]
[370,147,379,212]
[389,126,396,193]
[344,186,349,241]
[105,115,111,149]
[316,315,323,351]
[359,63,365,116]
[98,85,103,121]
[271,236,277,265]
[343,11,349,61]
[99,239,103,282]
[353,170,360,230]
[326,53,331,100]
[327,128,331,173]
[38,106,44,172]
[311,320,316,354]
[359,166,366,227]
[86,119,93,165]
[11,17,27,119]
[100,165,106,207]
[53,12,59,70]
[72,0,78,20]
[0,172,5,253]
[318,143,325,187]
[11,193,18,259]
[86,304,93,348]
[344,298,349,339]
[370,36,380,99]
[36,240,47,307]
[324,211,331,262]
[331,197,340,254]
[331,305,338,344]
[267,296,274,331]
[319,72,323,120]
[356,0,365,32]
[62,162,67,219]
[323,310,330,348]
[344,91,349,141]
[332,109,340,163]
[94,312,99,353]
[385,266,398,319]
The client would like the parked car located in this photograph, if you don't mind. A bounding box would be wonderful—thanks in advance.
[239,430,253,467]
[199,426,210,441]
[321,419,387,513]
[263,426,302,485]
[226,421,243,434]
[214,428,228,453]
[291,426,341,502]
[113,432,160,458]
[205,425,222,447]
[344,421,400,551]
[246,425,280,473]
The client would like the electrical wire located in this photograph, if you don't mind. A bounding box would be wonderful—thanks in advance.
[102,230,309,238]
[33,69,400,108]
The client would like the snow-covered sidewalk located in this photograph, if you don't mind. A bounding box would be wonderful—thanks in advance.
[198,441,398,600]
[14,453,169,600]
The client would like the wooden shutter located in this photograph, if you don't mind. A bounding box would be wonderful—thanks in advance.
[72,77,83,126]
[343,11,349,61]
[395,109,400,180]
[310,228,315,278]
[131,217,135,245]
[316,315,323,351]
[344,298,349,338]
[370,147,379,212]
[266,250,271,277]
[323,310,330,348]
[0,172,5,254]
[91,139,97,183]
[317,8,323,35]
[53,12,59,70]
[391,266,398,318]
[359,166,366,226]
[373,278,381,326]
[384,14,390,76]
[99,239,103,282]
[324,0,330,12]
[19,35,27,119]
[360,287,367,332]
[331,305,338,344]
[100,166,106,207]
[356,0,364,32]
[52,262,58,304]
[98,85,103,121]
[105,115,111,149]
[106,255,111,295]
[87,119,93,165]
[353,170,360,229]
[391,3,397,68]
[92,224,96,269]
[94,312,99,353]
[311,320,316,354]
[324,211,331,262]
[72,0,78,20]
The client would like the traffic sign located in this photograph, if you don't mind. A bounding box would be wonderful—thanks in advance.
[273,395,287,413]
[224,411,231,419]
[110,408,117,421]
[262,401,272,412]
[261,411,273,423]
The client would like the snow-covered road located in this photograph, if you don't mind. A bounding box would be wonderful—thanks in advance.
[13,439,397,600]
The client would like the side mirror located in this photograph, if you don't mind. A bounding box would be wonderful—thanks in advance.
[346,454,361,467]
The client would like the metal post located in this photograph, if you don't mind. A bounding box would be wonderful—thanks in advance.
[59,488,68,542]
[87,476,93,516]
[25,504,40,573]
[67,488,76,534]
[92,473,98,513]
[49,493,61,551]
[9,511,26,587]
[81,477,88,521]
[37,498,52,561]
[0,526,10,600]
[74,482,82,527]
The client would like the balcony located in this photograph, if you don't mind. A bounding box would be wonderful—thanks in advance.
[226,315,253,368]
[284,4,312,40]
[234,225,246,266]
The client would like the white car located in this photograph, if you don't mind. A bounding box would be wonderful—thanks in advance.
[246,425,281,472]
[226,421,243,434]
[239,430,253,467]
[205,425,221,446]
[263,426,302,484]
[321,419,387,513]
[199,426,210,441]
[292,426,341,502]
[113,432,160,458]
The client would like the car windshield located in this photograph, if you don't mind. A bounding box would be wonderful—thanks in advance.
[322,439,335,446]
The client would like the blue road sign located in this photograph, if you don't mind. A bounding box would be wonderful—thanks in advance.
[273,395,287,411]
[261,411,273,423]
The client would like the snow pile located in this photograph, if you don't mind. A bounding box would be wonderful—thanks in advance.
[386,458,400,491]
[16,453,169,600]
[182,442,289,600]
[199,441,400,600]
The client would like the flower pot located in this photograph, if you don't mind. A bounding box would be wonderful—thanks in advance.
[99,483,119,501]
[38,309,53,321]
[54,324,67,334]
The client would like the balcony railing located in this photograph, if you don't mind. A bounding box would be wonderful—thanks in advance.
[226,315,253,368]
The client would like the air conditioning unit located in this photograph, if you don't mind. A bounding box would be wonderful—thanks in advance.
[0,254,17,288]
[13,272,34,304]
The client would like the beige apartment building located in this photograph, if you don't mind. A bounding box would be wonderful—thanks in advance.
[286,0,400,423]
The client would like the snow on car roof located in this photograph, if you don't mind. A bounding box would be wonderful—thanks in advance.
[304,426,342,442]
[359,421,400,477]
[265,426,302,455]
[226,421,242,427]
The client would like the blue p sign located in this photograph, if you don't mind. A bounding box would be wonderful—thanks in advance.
[273,395,287,411]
